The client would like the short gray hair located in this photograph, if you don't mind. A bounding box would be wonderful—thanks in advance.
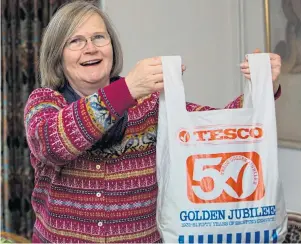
[39,1,123,89]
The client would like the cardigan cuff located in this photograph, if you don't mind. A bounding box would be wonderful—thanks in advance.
[99,77,137,118]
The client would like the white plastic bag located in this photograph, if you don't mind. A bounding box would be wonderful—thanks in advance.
[156,55,287,243]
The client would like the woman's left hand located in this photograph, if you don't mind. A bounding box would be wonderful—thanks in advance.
[240,48,281,94]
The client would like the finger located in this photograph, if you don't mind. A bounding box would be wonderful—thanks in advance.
[269,53,281,60]
[270,58,281,67]
[154,82,164,92]
[270,59,281,67]
[181,64,186,72]
[240,62,249,69]
[150,65,163,75]
[152,73,164,83]
[244,74,251,80]
[244,48,262,61]
[150,63,185,75]
[241,68,250,74]
[271,63,281,69]
[145,56,162,66]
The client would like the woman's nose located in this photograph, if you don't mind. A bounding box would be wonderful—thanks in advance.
[83,39,97,53]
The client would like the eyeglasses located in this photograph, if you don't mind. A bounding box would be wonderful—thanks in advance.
[65,32,111,51]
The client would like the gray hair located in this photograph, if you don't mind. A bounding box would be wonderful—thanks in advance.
[39,1,123,89]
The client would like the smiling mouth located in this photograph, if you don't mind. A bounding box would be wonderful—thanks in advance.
[80,60,102,66]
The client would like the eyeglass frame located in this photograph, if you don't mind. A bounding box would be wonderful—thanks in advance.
[65,32,111,51]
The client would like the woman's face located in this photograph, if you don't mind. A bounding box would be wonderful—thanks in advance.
[62,13,113,88]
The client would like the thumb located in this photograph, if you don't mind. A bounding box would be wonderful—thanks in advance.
[253,48,261,53]
[245,48,262,61]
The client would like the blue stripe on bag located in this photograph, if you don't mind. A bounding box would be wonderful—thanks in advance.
[246,232,251,243]
[208,234,213,243]
[226,233,232,243]
[255,231,260,243]
[178,229,277,243]
[272,229,278,243]
[264,230,270,243]
[178,235,184,243]
[198,235,203,243]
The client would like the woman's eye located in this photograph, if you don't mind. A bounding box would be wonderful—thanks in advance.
[70,38,81,44]
[94,34,105,40]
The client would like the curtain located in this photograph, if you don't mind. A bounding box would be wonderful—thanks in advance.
[1,0,99,239]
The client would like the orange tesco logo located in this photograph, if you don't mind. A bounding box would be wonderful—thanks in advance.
[178,125,263,144]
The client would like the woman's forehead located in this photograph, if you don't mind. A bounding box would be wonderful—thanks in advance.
[73,13,107,36]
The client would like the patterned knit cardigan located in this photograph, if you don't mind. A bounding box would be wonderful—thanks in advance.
[24,77,247,243]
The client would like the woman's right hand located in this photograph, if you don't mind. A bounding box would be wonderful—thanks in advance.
[125,57,164,99]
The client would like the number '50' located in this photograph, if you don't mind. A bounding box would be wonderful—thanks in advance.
[186,152,265,203]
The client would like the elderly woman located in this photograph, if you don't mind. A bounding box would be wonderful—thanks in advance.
[24,1,282,243]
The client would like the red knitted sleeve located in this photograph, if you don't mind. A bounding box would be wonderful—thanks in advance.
[186,85,281,111]
[185,95,244,112]
[24,78,136,165]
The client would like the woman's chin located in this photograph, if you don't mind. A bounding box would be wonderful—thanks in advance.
[85,77,109,86]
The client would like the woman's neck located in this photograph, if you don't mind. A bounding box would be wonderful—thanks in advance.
[68,80,110,97]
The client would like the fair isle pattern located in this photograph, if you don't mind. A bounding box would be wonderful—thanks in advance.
[24,87,244,243]
[86,93,116,132]
[225,94,244,109]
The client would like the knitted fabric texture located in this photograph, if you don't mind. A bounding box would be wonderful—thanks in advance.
[24,79,245,243]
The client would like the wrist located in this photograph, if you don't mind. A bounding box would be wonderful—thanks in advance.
[125,77,138,99]
[100,77,137,117]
